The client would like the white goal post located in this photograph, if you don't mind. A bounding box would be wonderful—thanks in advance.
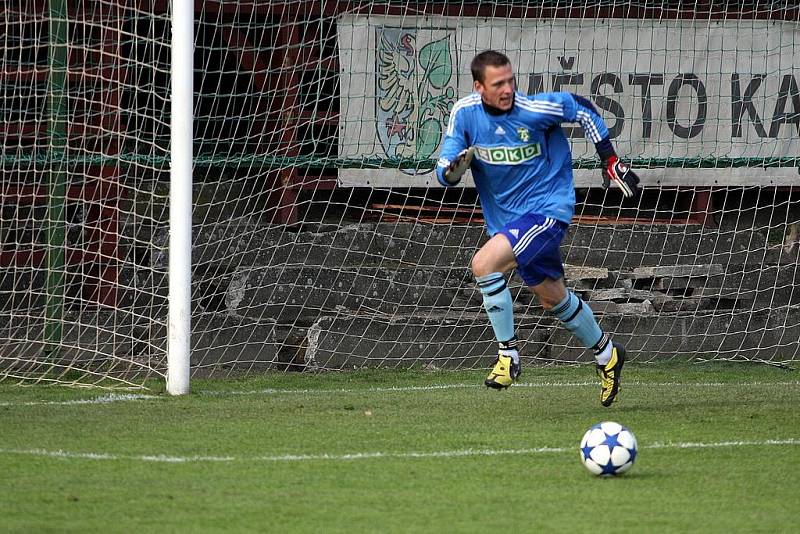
[167,0,194,395]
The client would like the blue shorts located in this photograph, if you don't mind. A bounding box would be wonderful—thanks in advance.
[498,214,568,286]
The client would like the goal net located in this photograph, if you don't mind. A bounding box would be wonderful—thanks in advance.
[2,1,799,390]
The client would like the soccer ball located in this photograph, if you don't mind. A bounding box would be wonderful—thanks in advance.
[579,421,637,476]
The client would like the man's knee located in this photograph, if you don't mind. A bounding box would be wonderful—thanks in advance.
[537,293,561,310]
[472,235,515,277]
[535,288,565,310]
[530,278,568,310]
[471,251,491,277]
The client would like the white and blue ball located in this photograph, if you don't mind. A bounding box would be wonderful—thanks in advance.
[580,421,637,476]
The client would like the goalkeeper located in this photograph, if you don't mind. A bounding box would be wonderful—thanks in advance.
[435,50,640,406]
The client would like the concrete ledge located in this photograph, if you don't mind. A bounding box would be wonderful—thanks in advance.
[300,307,800,369]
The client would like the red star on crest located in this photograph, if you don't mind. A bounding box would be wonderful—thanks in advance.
[386,115,407,138]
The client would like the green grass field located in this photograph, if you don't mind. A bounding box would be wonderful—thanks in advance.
[1,362,799,533]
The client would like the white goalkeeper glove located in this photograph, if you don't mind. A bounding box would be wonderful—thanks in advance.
[444,146,475,185]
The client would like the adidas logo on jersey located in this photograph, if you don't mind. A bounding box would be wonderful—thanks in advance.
[494,126,506,135]
[509,229,519,238]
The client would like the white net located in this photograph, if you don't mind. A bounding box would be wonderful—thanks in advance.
[2,1,799,389]
[1,1,171,386]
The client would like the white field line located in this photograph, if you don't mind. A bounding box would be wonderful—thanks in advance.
[0,438,798,464]
[0,393,157,407]
[199,380,800,397]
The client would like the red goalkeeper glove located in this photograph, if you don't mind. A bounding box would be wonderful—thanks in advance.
[602,155,641,200]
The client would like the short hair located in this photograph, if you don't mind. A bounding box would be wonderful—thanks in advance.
[471,50,511,83]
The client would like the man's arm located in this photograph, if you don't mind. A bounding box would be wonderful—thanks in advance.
[571,93,641,200]
[436,102,471,186]
[524,92,640,199]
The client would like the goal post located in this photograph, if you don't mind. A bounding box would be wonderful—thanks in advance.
[167,0,194,395]
[1,2,799,392]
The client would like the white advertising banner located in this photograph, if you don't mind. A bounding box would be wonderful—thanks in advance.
[337,16,800,187]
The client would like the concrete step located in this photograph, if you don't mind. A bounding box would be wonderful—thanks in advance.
[196,258,799,324]
[0,311,292,377]
[167,221,800,273]
[216,265,473,323]
[300,306,800,370]
[4,304,798,377]
[4,255,796,321]
[563,222,798,268]
[183,222,484,270]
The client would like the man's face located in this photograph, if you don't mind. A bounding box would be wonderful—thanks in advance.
[474,64,515,111]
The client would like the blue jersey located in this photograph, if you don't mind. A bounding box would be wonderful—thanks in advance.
[436,91,610,235]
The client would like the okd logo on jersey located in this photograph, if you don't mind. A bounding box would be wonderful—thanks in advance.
[475,143,541,164]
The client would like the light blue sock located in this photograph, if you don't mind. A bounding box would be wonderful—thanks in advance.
[550,291,608,353]
[476,273,515,343]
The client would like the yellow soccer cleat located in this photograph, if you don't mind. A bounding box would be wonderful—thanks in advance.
[597,342,626,407]
[485,354,521,390]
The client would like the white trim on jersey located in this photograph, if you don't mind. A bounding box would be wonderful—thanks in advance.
[576,109,603,143]
[512,217,556,257]
[519,99,563,112]
[516,98,565,118]
[446,94,481,136]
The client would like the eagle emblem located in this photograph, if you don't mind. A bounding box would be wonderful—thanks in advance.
[376,27,456,174]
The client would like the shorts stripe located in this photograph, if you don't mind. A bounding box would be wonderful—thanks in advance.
[512,217,555,257]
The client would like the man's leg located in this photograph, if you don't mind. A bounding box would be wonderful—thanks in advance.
[471,234,521,389]
[531,278,625,407]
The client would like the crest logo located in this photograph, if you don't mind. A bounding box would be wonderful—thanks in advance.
[376,27,457,174]
[517,127,530,142]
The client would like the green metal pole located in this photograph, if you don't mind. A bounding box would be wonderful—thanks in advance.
[45,0,67,355]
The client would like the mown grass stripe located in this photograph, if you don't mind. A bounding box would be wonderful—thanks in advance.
[2,381,798,406]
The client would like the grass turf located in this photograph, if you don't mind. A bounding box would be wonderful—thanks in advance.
[1,362,798,533]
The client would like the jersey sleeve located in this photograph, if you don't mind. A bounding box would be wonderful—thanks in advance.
[527,92,614,159]
[570,93,611,144]
[435,103,470,187]
[526,92,610,142]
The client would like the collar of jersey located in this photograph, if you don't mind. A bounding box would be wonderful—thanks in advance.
[482,94,516,116]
